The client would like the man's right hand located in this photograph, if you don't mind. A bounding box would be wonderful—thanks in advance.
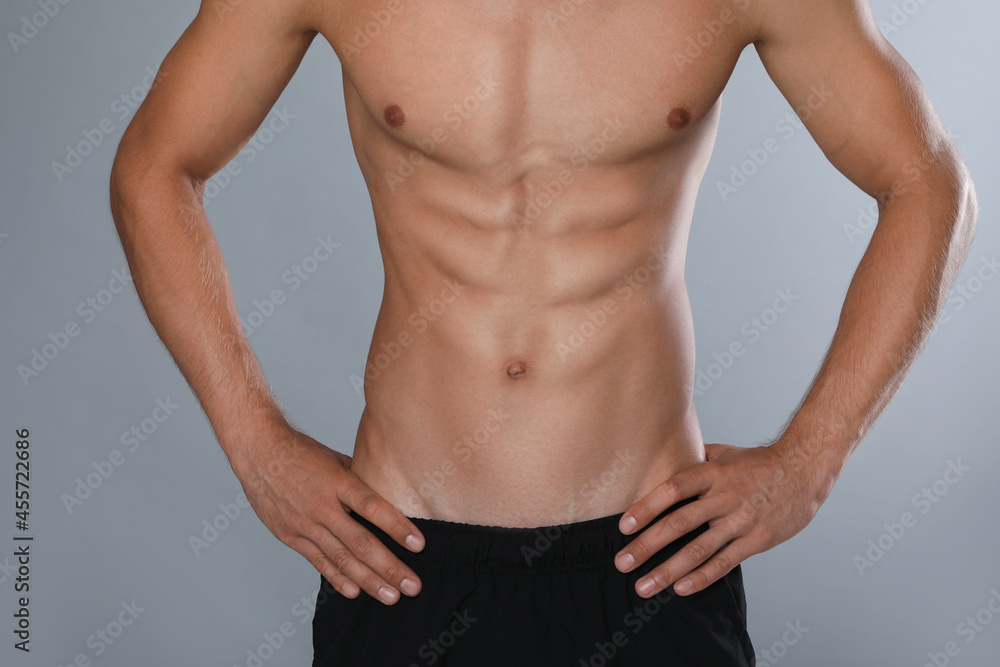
[232,421,425,605]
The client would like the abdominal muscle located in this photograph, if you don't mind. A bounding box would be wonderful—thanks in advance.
[347,157,711,528]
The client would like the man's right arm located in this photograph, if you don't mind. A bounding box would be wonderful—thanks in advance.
[109,0,424,605]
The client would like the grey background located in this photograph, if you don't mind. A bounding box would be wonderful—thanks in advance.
[1,1,997,665]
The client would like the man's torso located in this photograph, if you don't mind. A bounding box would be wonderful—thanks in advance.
[315,0,760,525]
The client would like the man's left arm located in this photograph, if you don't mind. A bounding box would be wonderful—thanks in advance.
[615,0,978,597]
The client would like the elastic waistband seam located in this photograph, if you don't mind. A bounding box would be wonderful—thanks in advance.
[401,557,622,575]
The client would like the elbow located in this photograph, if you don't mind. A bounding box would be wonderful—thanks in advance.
[908,158,978,240]
[109,148,137,243]
[930,162,978,280]
[108,134,203,240]
[958,168,979,242]
[939,161,978,255]
[109,149,132,233]
[109,127,151,236]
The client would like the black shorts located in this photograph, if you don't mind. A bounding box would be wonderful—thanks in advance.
[312,497,755,666]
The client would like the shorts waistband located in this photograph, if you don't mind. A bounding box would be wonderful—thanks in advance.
[351,497,700,574]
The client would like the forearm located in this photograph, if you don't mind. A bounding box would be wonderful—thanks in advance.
[769,167,978,499]
[109,156,287,471]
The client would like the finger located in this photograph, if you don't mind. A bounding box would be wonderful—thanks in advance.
[615,500,713,572]
[291,536,361,599]
[339,477,426,553]
[313,521,414,605]
[670,538,751,597]
[322,516,423,604]
[634,528,742,598]
[619,467,711,536]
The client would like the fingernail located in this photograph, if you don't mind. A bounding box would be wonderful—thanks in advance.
[674,579,691,594]
[378,586,398,604]
[620,516,636,534]
[344,582,359,597]
[400,578,419,597]
[637,578,654,596]
[405,534,424,551]
[617,552,634,571]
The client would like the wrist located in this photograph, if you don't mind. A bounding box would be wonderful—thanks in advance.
[768,435,846,505]
[215,407,293,477]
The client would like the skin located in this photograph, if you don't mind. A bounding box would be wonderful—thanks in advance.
[109,0,977,611]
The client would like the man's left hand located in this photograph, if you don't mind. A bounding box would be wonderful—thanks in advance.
[614,441,830,597]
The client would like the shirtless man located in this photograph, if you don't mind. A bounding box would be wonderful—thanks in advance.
[109,0,977,663]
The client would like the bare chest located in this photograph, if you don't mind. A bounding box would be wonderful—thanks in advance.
[320,0,756,171]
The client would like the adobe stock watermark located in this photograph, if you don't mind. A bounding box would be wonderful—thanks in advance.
[235,584,334,667]
[852,458,970,576]
[188,491,253,556]
[349,278,466,394]
[51,65,161,183]
[204,106,297,205]
[919,586,1000,667]
[755,620,809,665]
[399,407,513,507]
[555,243,669,361]
[342,0,418,60]
[239,234,341,338]
[928,255,998,338]
[877,0,936,38]
[383,77,501,192]
[693,288,798,397]
[213,0,247,17]
[61,397,180,514]
[579,577,701,666]
[716,81,834,202]
[543,0,590,28]
[407,608,478,667]
[521,449,638,566]
[231,618,297,667]
[55,599,144,667]
[671,0,752,71]
[17,266,135,386]
[514,115,630,229]
[7,0,75,55]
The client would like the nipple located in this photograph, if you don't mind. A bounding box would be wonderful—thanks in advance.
[667,107,690,130]
[506,362,527,379]
[384,104,406,128]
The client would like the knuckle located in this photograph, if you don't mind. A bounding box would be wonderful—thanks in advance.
[661,479,682,497]
[712,551,735,574]
[309,552,331,572]
[330,548,353,572]
[380,561,400,583]
[662,513,688,537]
[349,532,374,557]
[357,494,382,517]
[685,540,710,563]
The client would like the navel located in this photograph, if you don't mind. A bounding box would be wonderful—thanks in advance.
[506,361,527,379]
[384,104,406,128]
[667,107,690,130]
